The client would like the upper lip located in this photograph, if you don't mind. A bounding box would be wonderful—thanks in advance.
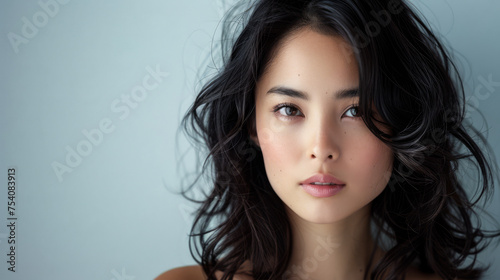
[300,173,345,185]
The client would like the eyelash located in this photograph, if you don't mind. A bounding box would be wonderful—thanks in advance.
[344,106,360,118]
[272,103,361,120]
[272,103,303,119]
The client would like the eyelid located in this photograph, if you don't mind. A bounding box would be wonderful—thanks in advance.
[342,104,361,118]
[272,102,304,118]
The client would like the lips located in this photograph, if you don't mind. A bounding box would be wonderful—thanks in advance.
[300,173,345,198]
[300,173,345,186]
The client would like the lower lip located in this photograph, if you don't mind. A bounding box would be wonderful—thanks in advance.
[300,184,344,198]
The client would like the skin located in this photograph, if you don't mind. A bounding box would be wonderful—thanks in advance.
[156,27,443,280]
[250,27,394,280]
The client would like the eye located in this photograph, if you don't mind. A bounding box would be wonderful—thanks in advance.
[343,106,360,118]
[273,103,304,118]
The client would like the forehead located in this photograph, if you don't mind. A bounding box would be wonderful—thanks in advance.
[257,27,359,95]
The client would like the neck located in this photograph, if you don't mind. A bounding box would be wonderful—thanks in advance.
[284,205,381,280]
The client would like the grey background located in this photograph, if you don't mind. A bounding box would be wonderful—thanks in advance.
[0,0,499,279]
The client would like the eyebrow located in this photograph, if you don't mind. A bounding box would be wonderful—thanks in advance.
[266,86,359,100]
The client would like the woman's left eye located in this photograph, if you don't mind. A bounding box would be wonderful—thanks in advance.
[343,106,360,118]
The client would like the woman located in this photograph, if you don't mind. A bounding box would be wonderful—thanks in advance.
[158,0,499,279]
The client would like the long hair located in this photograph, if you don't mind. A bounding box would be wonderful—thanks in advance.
[181,0,500,279]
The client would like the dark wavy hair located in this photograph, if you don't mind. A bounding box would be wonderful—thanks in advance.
[180,0,500,279]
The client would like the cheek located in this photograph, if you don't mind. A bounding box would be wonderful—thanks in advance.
[346,132,393,193]
[254,108,306,188]
[257,126,301,179]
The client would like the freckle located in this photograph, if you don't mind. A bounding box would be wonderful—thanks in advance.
[298,74,300,76]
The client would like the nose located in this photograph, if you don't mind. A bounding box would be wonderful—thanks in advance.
[308,118,340,161]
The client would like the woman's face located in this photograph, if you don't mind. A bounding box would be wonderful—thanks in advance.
[252,28,393,224]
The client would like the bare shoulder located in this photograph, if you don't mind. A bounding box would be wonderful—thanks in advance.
[155,265,205,280]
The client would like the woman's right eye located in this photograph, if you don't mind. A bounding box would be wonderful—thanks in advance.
[273,104,303,118]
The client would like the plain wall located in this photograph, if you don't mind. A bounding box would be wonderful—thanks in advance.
[0,0,498,279]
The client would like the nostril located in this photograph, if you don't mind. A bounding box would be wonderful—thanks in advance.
[311,154,334,159]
